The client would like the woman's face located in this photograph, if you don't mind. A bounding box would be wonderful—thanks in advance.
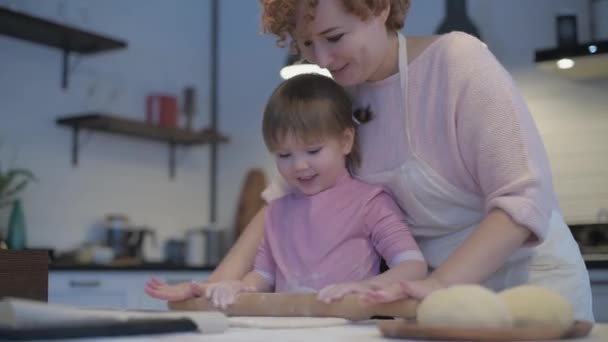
[294,0,391,86]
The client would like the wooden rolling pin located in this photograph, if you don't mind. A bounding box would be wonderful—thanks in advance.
[169,293,418,321]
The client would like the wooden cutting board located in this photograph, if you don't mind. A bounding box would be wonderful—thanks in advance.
[377,319,593,341]
[232,168,267,240]
[169,293,418,321]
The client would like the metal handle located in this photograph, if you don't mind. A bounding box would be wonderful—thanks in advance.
[69,279,101,288]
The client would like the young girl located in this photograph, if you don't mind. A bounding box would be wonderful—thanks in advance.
[202,73,427,308]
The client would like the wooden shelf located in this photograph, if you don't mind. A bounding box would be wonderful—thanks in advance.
[56,114,229,179]
[0,6,127,88]
[57,114,228,144]
[0,7,126,53]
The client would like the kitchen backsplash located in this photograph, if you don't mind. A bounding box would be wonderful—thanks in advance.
[1,0,607,252]
[517,71,608,224]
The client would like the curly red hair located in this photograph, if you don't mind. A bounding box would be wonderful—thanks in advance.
[260,0,410,50]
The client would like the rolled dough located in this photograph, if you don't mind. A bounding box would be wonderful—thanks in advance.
[228,316,350,329]
[498,285,574,332]
[417,285,513,328]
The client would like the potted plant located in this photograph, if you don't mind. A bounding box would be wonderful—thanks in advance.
[0,160,35,249]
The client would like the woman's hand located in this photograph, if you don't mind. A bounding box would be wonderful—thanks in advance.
[144,276,205,301]
[317,281,379,303]
[204,280,257,309]
[362,277,444,303]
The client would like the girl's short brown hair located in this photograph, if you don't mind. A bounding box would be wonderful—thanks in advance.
[263,74,361,169]
[260,0,411,49]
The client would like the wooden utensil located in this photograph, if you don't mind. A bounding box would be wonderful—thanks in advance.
[169,293,417,321]
[232,168,267,240]
[377,319,593,341]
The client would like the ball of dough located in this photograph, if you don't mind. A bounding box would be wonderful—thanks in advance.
[417,285,513,328]
[498,285,573,332]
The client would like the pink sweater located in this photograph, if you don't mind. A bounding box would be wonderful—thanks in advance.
[255,175,424,292]
[265,32,556,251]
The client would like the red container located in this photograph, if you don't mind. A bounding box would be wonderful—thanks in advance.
[146,94,178,128]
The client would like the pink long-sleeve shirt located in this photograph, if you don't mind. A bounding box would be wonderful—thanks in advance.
[264,32,556,257]
[255,174,424,292]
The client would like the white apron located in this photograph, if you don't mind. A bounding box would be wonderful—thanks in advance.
[354,33,594,321]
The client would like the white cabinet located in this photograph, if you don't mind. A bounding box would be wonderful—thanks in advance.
[590,269,608,322]
[49,270,210,311]
[49,271,132,309]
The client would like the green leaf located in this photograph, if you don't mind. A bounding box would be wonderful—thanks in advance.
[4,169,36,182]
[0,168,35,201]
[1,179,29,200]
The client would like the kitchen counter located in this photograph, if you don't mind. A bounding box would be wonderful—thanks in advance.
[49,262,216,272]
[48,322,608,342]
[583,254,608,269]
[50,258,607,271]
[586,260,608,269]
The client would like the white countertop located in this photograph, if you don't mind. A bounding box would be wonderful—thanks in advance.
[64,322,608,342]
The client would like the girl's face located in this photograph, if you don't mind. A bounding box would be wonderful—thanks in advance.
[273,129,354,195]
[294,0,391,86]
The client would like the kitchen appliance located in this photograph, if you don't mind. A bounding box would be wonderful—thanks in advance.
[593,0,608,40]
[535,0,608,79]
[103,215,157,261]
[185,228,206,267]
[435,0,481,40]
[556,12,578,47]
[204,228,226,266]
[571,223,608,254]
[184,226,226,267]
[570,208,608,255]
[164,239,186,265]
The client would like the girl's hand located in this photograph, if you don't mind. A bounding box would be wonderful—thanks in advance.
[317,281,379,303]
[144,276,205,301]
[204,281,256,309]
[362,277,444,303]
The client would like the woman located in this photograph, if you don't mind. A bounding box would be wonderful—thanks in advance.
[147,0,593,320]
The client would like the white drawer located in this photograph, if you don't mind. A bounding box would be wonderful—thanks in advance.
[49,270,212,310]
[592,283,608,322]
[49,271,135,309]
[49,271,131,292]
[49,292,129,309]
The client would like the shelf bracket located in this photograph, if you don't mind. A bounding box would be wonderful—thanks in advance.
[168,142,176,180]
[66,126,179,180]
[61,49,80,90]
[70,124,80,166]
[61,48,70,90]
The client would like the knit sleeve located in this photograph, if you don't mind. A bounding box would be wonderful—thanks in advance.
[448,33,555,244]
[364,192,425,267]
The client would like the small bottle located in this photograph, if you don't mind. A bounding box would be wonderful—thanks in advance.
[6,199,26,250]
